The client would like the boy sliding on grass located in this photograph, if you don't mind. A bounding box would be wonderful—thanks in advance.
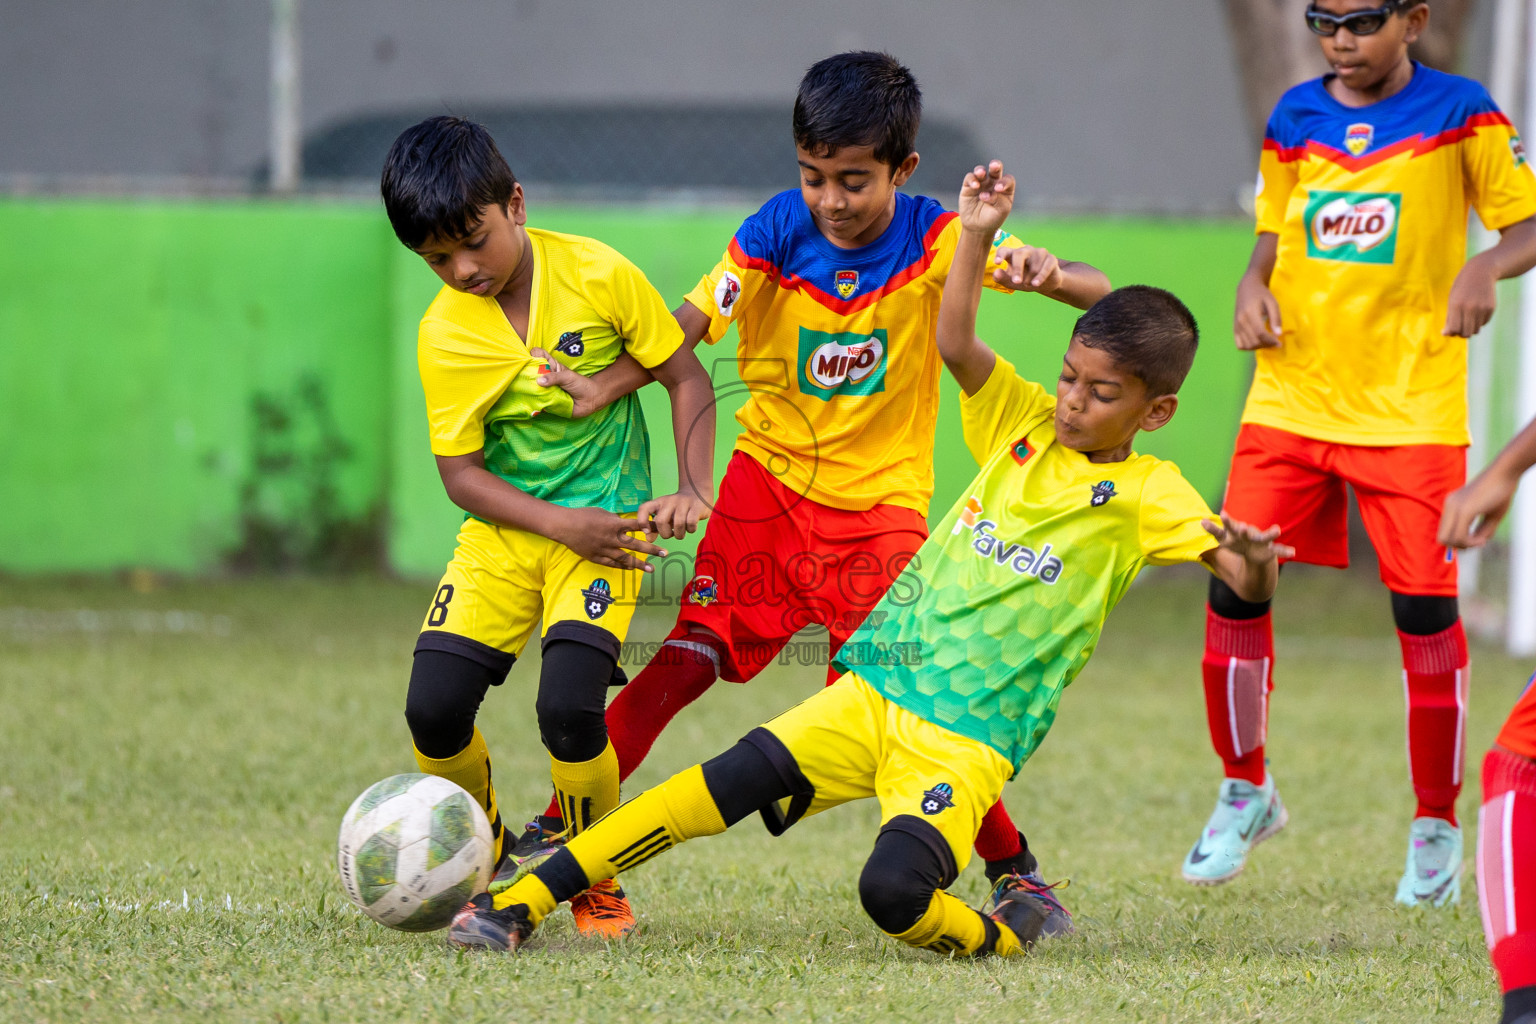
[509,51,1111,907]
[380,116,715,938]
[1438,417,1536,1024]
[448,162,1288,956]
[1181,0,1536,903]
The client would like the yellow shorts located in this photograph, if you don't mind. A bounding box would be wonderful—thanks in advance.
[754,672,1014,873]
[414,517,647,673]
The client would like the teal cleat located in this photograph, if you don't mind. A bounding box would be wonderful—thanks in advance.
[1393,817,1462,907]
[1181,774,1288,885]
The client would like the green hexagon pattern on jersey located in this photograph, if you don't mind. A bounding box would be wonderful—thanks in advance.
[832,445,1166,772]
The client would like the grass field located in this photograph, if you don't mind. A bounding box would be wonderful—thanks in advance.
[0,565,1524,1023]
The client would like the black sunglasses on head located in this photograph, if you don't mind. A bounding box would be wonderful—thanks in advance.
[1305,1,1405,36]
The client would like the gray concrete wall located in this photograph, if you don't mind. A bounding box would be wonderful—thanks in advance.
[0,0,1488,212]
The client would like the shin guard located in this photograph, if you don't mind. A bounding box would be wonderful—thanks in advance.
[550,740,620,836]
[1399,623,1469,824]
[1202,609,1273,785]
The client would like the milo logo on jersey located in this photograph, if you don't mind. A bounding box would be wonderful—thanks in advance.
[796,327,888,401]
[1305,190,1401,264]
[954,497,1063,584]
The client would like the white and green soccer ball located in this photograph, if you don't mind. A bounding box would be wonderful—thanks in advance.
[337,773,495,931]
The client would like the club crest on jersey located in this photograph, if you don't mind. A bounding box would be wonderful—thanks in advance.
[796,327,888,401]
[920,783,956,816]
[955,497,1064,584]
[835,269,859,299]
[554,331,584,358]
[714,271,743,317]
[1090,480,1116,507]
[1344,122,1374,157]
[1010,436,1035,466]
[1514,134,1528,168]
[683,575,719,607]
[581,579,614,620]
[1305,190,1401,264]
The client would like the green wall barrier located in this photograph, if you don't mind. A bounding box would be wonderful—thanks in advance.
[0,197,1253,578]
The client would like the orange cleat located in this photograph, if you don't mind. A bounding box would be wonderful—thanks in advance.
[569,878,636,939]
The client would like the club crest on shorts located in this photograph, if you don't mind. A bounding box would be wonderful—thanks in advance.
[921,783,956,816]
[835,269,859,299]
[581,579,614,619]
[554,330,585,358]
[1090,480,1116,507]
[1344,122,1374,157]
[683,575,718,607]
[1010,436,1035,466]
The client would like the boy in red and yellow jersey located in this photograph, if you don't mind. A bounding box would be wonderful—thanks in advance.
[512,52,1111,894]
[1180,0,1536,905]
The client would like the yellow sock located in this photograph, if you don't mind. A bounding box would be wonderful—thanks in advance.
[414,727,504,863]
[495,763,726,916]
[890,890,1022,957]
[550,740,621,836]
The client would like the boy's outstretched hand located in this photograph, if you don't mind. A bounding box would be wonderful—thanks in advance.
[638,491,711,541]
[1203,512,1294,564]
[994,245,1064,294]
[1438,464,1519,549]
[958,161,1014,234]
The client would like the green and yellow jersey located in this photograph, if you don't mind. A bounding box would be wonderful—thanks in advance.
[834,356,1218,771]
[417,227,684,515]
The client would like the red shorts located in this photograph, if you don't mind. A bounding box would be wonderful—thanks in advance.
[1497,674,1536,761]
[1222,423,1465,596]
[668,451,929,683]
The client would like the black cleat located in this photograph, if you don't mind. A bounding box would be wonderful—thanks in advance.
[447,892,533,951]
[984,872,1073,948]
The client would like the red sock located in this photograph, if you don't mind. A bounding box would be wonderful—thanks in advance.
[973,799,1023,865]
[1399,622,1469,825]
[542,638,720,822]
[1201,609,1273,786]
[1478,747,1536,993]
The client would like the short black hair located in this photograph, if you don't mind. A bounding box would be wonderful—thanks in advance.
[793,52,921,172]
[1071,286,1199,396]
[380,115,517,249]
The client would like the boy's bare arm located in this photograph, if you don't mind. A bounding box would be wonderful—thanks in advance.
[636,343,716,540]
[435,451,665,572]
[1233,233,1282,350]
[535,302,711,417]
[1438,413,1536,549]
[991,247,1111,310]
[1445,215,1536,338]
[937,162,1012,397]
[1199,512,1292,604]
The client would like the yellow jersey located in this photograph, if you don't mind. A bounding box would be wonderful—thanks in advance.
[417,227,683,514]
[1248,65,1536,446]
[684,190,1019,515]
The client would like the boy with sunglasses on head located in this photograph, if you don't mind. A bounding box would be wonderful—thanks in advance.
[1181,0,1536,904]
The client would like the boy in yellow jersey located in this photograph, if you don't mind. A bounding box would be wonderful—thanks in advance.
[1180,0,1536,904]
[511,51,1112,897]
[379,115,716,938]
[447,162,1288,957]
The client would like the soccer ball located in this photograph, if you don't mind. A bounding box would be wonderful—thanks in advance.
[336,773,495,931]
